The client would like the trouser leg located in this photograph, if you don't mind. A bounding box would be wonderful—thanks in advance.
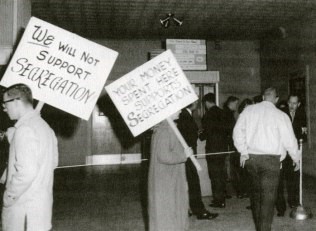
[284,155,299,206]
[246,155,280,231]
[275,167,286,213]
[245,157,260,231]
[230,152,242,196]
[259,157,280,231]
[186,157,205,214]
[207,155,226,203]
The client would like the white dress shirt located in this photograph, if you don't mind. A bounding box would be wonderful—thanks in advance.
[233,101,299,162]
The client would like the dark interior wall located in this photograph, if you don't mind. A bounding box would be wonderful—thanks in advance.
[298,20,316,177]
[207,40,261,106]
[260,38,302,101]
[259,20,316,177]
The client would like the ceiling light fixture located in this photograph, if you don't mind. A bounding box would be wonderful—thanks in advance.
[160,13,183,28]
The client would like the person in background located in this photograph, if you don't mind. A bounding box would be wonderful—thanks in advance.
[253,95,263,104]
[238,98,253,115]
[148,110,193,231]
[233,87,300,231]
[237,98,254,209]
[200,93,227,208]
[277,100,287,110]
[177,102,218,220]
[223,96,246,198]
[276,94,307,216]
[1,84,59,231]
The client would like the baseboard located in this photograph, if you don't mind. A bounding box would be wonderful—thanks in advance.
[86,153,142,165]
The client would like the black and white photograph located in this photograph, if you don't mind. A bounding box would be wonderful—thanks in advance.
[0,1,315,230]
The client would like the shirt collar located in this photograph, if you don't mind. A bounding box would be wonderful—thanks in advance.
[262,101,276,108]
[14,110,40,128]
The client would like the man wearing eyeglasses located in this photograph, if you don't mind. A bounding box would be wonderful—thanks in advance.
[1,83,58,231]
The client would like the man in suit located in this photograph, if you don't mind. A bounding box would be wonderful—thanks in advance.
[200,93,227,208]
[276,94,307,216]
[1,84,59,231]
[177,102,218,220]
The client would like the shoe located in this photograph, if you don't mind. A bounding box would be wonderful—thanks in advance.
[197,211,219,220]
[277,212,285,217]
[209,202,225,208]
[246,205,251,210]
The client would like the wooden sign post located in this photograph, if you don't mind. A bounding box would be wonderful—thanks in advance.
[166,117,202,171]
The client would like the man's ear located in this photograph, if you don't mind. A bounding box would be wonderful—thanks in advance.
[298,102,301,107]
[275,97,279,104]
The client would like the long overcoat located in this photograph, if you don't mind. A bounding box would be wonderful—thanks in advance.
[148,121,189,231]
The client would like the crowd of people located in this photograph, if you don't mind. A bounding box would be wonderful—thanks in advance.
[0,83,307,231]
[148,87,306,231]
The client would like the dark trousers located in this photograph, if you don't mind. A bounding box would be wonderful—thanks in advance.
[185,157,206,214]
[206,155,226,204]
[230,152,249,196]
[276,155,299,213]
[246,155,280,231]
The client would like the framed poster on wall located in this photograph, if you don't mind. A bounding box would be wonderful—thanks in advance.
[166,39,207,71]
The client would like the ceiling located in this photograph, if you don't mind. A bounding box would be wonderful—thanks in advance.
[31,0,316,40]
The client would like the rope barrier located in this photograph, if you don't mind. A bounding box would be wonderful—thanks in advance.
[56,151,236,169]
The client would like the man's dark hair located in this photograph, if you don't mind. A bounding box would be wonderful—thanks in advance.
[3,84,33,105]
[202,93,216,104]
[238,98,253,113]
[287,94,300,102]
[224,96,239,108]
[253,95,263,103]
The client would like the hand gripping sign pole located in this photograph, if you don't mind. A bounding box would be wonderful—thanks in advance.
[166,117,202,171]
[290,139,313,220]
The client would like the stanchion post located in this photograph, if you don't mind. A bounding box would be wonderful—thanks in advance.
[166,117,202,171]
[299,139,303,206]
[290,139,313,220]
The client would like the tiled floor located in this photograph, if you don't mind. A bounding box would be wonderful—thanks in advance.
[50,164,315,231]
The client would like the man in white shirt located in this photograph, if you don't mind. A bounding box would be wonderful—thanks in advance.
[233,87,300,231]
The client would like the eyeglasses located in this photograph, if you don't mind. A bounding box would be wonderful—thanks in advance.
[2,97,20,108]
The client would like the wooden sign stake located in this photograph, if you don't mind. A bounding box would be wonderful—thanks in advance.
[166,117,202,171]
[35,101,45,112]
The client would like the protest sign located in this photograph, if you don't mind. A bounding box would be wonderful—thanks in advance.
[0,17,118,120]
[105,49,198,137]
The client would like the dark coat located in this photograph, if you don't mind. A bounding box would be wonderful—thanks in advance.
[201,105,227,153]
[177,109,198,153]
[282,106,307,142]
[223,107,236,150]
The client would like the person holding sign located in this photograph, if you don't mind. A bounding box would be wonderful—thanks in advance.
[1,84,58,231]
[148,110,193,231]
